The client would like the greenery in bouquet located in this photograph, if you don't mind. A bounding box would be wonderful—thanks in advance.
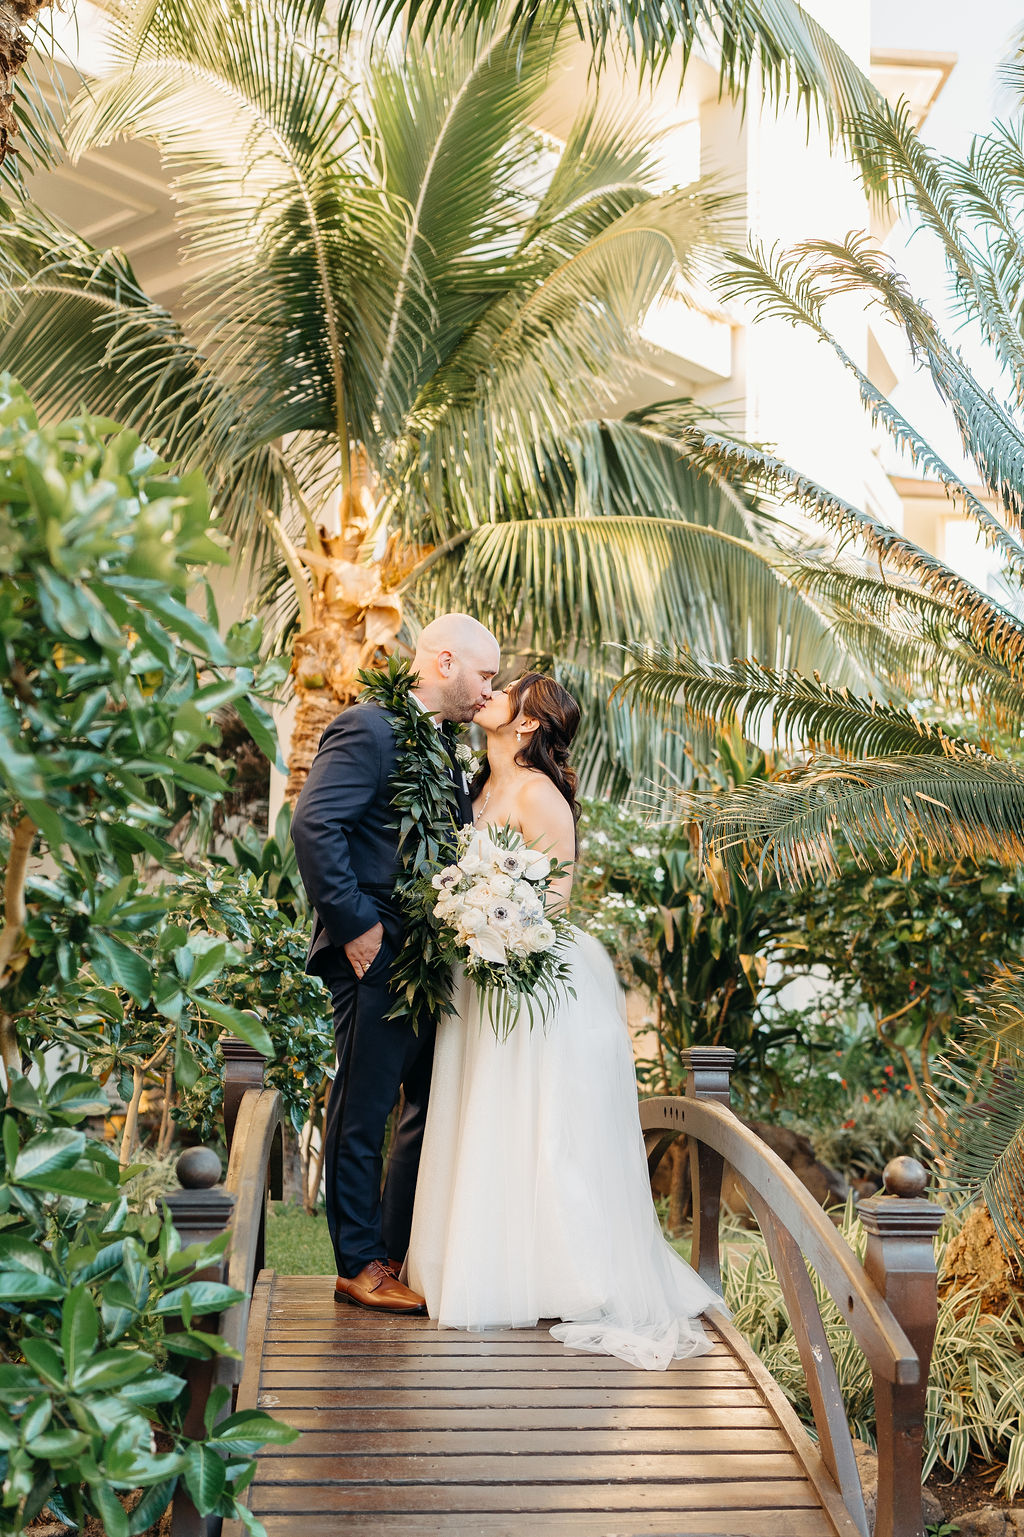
[427,824,574,1038]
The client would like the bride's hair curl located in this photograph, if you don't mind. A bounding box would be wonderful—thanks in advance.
[472,672,581,827]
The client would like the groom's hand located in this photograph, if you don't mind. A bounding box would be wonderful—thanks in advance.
[344,921,384,979]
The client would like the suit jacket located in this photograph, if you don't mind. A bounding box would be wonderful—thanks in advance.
[291,700,473,977]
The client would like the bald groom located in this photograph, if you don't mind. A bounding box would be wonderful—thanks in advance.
[292,614,500,1313]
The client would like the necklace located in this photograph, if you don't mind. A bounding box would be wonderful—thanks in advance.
[475,786,492,824]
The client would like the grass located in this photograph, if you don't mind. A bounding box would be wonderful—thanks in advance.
[265,1201,335,1275]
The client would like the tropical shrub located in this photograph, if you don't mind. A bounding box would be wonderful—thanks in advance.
[723,1205,1024,1495]
[24,862,330,1157]
[0,379,297,1531]
[0,1069,297,1536]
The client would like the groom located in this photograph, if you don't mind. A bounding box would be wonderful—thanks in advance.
[291,613,500,1312]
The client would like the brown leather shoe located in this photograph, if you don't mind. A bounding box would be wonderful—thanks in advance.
[335,1260,427,1314]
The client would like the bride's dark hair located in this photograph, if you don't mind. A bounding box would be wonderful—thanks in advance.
[472,672,581,826]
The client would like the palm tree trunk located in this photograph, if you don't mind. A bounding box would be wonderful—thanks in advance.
[0,0,52,165]
[283,526,403,803]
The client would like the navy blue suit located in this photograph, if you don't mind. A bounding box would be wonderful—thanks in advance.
[291,700,471,1277]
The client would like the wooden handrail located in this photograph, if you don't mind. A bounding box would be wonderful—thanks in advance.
[164,1038,283,1537]
[642,1047,944,1537]
[216,1087,283,1384]
[641,1092,917,1383]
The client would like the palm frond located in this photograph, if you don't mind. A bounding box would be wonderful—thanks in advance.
[615,646,965,759]
[681,426,1024,672]
[67,0,401,461]
[714,236,1024,583]
[0,203,285,564]
[415,513,854,678]
[691,753,1024,885]
[327,0,883,186]
[940,960,1024,1262]
[403,181,731,536]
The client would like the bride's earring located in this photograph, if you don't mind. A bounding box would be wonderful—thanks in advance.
[515,730,522,744]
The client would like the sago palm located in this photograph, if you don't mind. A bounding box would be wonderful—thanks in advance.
[1,0,852,797]
[616,86,1024,1253]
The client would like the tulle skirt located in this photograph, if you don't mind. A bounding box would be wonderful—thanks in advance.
[406,928,723,1370]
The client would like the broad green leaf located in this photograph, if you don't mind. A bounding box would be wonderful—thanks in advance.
[75,1348,154,1392]
[0,1272,63,1301]
[127,1477,177,1534]
[13,1128,84,1182]
[201,1000,273,1056]
[20,1337,64,1388]
[90,933,153,1002]
[61,1286,99,1387]
[19,1396,52,1442]
[183,1442,226,1512]
[92,1482,129,1537]
[154,1281,242,1317]
[19,1167,119,1200]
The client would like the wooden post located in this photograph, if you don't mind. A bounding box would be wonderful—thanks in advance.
[221,1035,266,1155]
[858,1156,944,1537]
[164,1147,237,1537]
[682,1047,735,1296]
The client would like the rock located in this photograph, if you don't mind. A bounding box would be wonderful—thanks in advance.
[719,1120,849,1224]
[650,1120,849,1229]
[850,1437,945,1532]
[940,1204,1024,1315]
[952,1506,1024,1536]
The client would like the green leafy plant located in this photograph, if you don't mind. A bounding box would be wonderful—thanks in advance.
[723,1204,1024,1496]
[0,1069,297,1536]
[0,379,297,1531]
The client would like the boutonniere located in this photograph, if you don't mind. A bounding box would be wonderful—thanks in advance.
[455,740,483,778]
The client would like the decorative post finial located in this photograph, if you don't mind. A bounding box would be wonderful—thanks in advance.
[858,1156,944,1537]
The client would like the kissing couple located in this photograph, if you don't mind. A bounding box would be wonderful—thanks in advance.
[291,612,722,1370]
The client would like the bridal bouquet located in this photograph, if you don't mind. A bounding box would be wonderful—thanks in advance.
[426,824,573,1037]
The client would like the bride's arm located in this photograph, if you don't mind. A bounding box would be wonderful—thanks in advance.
[516,779,576,910]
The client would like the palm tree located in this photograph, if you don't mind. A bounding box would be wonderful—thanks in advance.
[614,88,1024,1253]
[0,0,852,797]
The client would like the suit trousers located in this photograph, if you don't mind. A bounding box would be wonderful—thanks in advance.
[320,939,436,1278]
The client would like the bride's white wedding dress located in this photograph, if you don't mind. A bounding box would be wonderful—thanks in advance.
[405,924,723,1371]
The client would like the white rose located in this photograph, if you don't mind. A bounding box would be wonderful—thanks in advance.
[464,884,493,910]
[459,847,487,876]
[458,907,487,934]
[523,850,553,882]
[523,921,555,953]
[489,873,513,898]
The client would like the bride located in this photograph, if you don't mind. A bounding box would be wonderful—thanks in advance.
[405,673,723,1371]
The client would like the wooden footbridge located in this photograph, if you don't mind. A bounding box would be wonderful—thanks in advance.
[166,1045,944,1537]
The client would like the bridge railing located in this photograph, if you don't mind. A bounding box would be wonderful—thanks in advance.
[642,1046,944,1537]
[163,1037,282,1537]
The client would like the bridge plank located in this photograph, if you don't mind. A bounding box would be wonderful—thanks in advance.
[260,1367,751,1389]
[255,1428,792,1454]
[259,1386,768,1408]
[224,1274,860,1537]
[268,1405,779,1430]
[255,1450,805,1481]
[252,1513,833,1536]
[251,1482,823,1512]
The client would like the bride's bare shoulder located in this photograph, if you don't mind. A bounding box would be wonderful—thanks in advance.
[516,773,575,840]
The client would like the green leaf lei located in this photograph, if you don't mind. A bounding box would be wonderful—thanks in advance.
[356,654,462,1028]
